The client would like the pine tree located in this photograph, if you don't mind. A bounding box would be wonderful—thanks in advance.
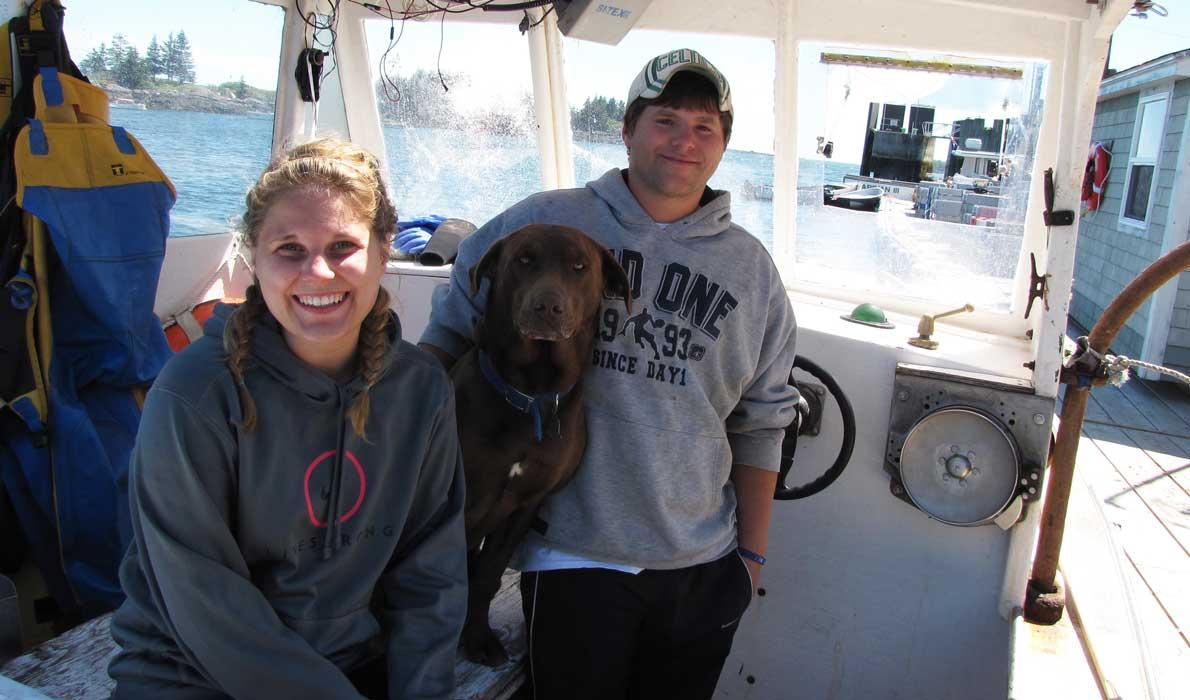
[374,69,461,128]
[113,46,147,89]
[146,35,163,80]
[108,34,131,69]
[234,75,248,99]
[173,31,196,84]
[570,95,626,137]
[80,43,109,76]
[162,32,178,83]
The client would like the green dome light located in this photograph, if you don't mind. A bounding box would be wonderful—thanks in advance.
[841,302,894,329]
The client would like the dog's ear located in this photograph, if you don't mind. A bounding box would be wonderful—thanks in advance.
[600,247,633,314]
[469,239,505,297]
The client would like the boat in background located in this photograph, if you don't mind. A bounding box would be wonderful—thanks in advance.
[740,179,774,200]
[823,183,883,211]
[843,100,1016,224]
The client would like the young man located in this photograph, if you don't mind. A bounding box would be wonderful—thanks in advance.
[420,49,798,699]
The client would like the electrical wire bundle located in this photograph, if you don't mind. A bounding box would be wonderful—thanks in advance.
[341,1,557,104]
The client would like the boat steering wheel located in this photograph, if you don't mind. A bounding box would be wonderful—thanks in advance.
[774,355,857,500]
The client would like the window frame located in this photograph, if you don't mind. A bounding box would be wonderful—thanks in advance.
[1118,89,1170,230]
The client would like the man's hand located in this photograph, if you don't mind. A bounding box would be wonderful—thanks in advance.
[730,464,777,596]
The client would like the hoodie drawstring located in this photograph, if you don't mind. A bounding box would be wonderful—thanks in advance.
[321,386,349,560]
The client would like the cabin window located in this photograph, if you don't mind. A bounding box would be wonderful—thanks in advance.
[562,31,777,250]
[68,0,284,236]
[790,47,1048,316]
[1120,93,1168,226]
[364,17,541,227]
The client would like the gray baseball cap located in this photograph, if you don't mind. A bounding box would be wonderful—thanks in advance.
[627,48,733,116]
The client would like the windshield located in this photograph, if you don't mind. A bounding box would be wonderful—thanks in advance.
[563,29,777,250]
[364,16,542,227]
[794,46,1049,314]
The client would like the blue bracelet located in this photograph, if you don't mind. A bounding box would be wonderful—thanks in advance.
[737,547,766,566]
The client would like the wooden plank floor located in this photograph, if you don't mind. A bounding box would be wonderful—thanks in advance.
[1057,354,1190,700]
[0,571,526,700]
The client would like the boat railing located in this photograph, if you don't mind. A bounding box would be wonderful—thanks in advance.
[918,121,953,138]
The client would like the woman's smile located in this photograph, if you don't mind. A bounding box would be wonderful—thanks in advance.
[253,188,385,375]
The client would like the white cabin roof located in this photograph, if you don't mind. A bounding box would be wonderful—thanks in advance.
[1099,47,1190,99]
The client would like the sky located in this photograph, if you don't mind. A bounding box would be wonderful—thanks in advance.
[49,1,1190,158]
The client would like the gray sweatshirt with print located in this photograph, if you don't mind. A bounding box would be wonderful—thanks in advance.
[422,168,798,570]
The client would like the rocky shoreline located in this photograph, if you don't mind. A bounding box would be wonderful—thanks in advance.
[101,83,273,116]
[98,83,626,143]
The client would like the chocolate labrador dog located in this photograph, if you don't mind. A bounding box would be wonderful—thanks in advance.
[452,224,630,665]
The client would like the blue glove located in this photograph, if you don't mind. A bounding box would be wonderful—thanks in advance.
[396,227,432,256]
[397,214,445,233]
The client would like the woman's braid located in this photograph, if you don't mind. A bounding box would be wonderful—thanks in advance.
[346,287,392,440]
[223,284,267,431]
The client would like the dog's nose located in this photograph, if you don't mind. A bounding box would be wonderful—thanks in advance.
[530,293,566,318]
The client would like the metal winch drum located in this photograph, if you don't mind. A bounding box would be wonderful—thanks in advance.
[885,364,1053,527]
[898,406,1019,525]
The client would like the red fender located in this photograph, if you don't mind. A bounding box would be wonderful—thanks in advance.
[1082,142,1111,211]
[1092,142,1111,209]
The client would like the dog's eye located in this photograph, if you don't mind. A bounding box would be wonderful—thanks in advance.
[572,263,586,272]
[518,255,532,265]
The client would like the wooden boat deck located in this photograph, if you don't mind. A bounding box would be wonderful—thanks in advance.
[0,571,526,699]
[1036,332,1190,700]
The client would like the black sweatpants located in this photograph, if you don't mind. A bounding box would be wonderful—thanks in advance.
[519,550,753,700]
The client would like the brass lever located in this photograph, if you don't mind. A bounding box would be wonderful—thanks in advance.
[909,304,974,350]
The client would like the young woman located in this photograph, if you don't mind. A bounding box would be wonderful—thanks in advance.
[108,138,467,699]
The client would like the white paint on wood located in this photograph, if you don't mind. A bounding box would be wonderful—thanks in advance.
[271,3,315,157]
[770,0,798,281]
[332,8,388,171]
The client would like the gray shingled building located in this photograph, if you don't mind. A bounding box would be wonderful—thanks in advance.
[1071,49,1190,382]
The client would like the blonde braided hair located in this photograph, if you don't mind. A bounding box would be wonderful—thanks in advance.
[224,138,397,436]
[347,286,392,440]
[223,283,268,432]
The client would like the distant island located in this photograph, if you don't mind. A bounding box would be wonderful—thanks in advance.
[102,82,273,115]
[84,33,626,140]
[83,31,274,115]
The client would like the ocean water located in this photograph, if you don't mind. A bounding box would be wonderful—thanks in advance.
[107,106,856,245]
[107,107,1015,310]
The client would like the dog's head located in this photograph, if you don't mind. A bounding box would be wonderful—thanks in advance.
[470,224,631,344]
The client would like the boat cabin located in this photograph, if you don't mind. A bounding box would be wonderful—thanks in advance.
[1,1,1176,699]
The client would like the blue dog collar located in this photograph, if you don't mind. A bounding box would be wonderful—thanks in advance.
[478,350,571,443]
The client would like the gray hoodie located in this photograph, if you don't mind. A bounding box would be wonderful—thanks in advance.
[422,168,798,570]
[109,305,467,699]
